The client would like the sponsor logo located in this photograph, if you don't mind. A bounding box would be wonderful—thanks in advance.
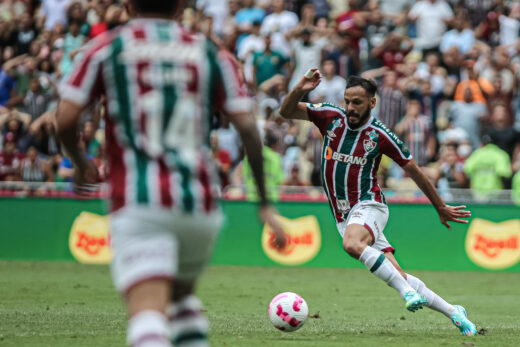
[326,130,336,141]
[465,218,520,270]
[324,146,367,165]
[262,216,321,266]
[332,119,343,127]
[120,42,203,63]
[69,212,112,264]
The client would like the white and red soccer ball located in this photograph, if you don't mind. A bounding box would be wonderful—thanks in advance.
[268,292,309,332]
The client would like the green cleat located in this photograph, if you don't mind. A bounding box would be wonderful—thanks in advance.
[404,291,428,312]
[451,305,477,336]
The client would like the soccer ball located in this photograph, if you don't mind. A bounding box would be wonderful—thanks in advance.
[268,292,309,332]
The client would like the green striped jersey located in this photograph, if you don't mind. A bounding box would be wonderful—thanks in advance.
[60,19,251,213]
[306,103,412,223]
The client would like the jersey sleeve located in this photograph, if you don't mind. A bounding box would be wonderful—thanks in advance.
[59,32,111,107]
[305,103,343,136]
[376,124,412,167]
[214,47,252,114]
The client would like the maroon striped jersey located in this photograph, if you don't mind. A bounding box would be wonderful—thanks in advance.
[60,19,251,213]
[306,103,412,223]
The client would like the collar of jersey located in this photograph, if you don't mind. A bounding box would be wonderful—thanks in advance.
[345,115,374,132]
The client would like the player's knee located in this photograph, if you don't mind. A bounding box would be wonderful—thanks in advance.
[342,239,364,259]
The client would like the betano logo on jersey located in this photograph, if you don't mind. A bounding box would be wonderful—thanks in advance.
[465,218,520,270]
[69,212,112,264]
[324,146,368,165]
[262,216,321,266]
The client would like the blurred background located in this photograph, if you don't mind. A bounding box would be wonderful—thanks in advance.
[0,0,519,205]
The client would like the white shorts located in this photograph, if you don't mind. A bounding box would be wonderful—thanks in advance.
[336,201,395,253]
[110,206,223,293]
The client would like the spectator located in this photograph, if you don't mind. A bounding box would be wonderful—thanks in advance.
[364,69,407,130]
[196,0,229,38]
[59,19,86,77]
[19,145,51,182]
[288,27,328,90]
[448,87,487,149]
[484,104,520,163]
[408,0,454,54]
[260,0,299,57]
[282,163,307,187]
[15,14,37,56]
[326,32,361,79]
[41,0,72,31]
[234,0,265,50]
[464,134,512,196]
[395,98,436,166]
[0,136,23,181]
[24,77,55,121]
[237,20,264,84]
[499,3,520,47]
[309,58,346,106]
[252,34,289,88]
[335,0,364,52]
[439,11,474,55]
[371,32,414,70]
[436,144,468,189]
[242,131,283,201]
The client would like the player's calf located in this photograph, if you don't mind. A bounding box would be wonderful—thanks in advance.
[126,279,172,347]
[167,295,209,347]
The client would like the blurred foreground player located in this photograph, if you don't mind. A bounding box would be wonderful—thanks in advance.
[56,1,287,346]
[280,72,477,336]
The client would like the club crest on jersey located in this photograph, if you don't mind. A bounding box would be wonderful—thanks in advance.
[363,139,376,153]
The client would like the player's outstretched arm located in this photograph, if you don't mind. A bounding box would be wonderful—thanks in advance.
[228,111,287,249]
[403,159,471,230]
[56,100,99,191]
[279,68,321,121]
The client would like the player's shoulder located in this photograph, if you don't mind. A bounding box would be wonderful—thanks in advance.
[307,102,346,114]
[371,118,405,144]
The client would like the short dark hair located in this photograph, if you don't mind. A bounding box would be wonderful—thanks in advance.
[346,76,377,97]
[132,0,179,15]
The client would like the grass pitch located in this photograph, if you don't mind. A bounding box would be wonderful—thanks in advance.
[0,262,519,346]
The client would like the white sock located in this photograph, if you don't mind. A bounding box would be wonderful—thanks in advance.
[127,310,171,347]
[359,246,415,299]
[406,273,456,318]
[167,295,209,347]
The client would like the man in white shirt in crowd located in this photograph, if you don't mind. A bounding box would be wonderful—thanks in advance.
[260,0,299,57]
[289,27,328,90]
[409,0,453,54]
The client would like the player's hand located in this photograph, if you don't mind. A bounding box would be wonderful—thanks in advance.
[294,68,321,93]
[74,159,100,196]
[259,205,287,250]
[437,204,472,230]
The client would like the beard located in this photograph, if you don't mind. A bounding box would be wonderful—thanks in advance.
[346,106,371,129]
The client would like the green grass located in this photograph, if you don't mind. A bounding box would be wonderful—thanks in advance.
[0,262,519,346]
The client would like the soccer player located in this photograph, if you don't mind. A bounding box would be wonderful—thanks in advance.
[55,1,287,346]
[279,71,478,336]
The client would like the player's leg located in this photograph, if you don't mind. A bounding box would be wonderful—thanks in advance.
[384,252,477,335]
[340,203,426,311]
[167,280,209,347]
[126,279,172,347]
[166,211,222,347]
[383,252,455,317]
[111,207,177,347]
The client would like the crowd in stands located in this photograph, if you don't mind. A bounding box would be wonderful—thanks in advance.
[0,0,519,202]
